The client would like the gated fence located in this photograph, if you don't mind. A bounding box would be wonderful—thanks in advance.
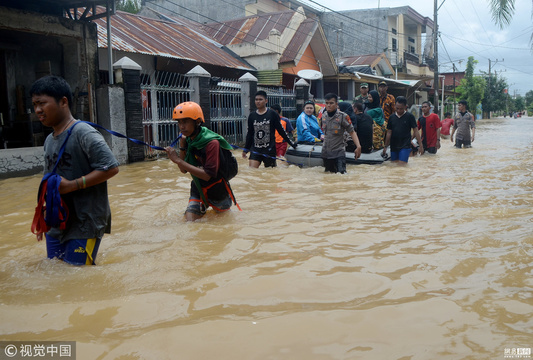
[141,71,191,158]
[209,79,246,145]
[258,86,297,122]
[140,70,299,158]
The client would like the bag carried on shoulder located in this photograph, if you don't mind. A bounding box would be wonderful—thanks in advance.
[218,147,238,181]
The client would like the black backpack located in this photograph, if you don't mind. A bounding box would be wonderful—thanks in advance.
[218,148,238,181]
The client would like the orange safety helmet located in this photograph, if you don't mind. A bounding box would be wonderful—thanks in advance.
[172,101,205,123]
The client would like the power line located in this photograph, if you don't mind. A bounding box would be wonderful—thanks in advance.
[144,0,335,70]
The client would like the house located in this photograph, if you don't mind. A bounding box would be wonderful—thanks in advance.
[321,6,435,82]
[200,7,337,98]
[94,7,256,81]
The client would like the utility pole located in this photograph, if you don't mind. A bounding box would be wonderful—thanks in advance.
[487,59,503,119]
[452,63,456,115]
[334,28,341,96]
[433,0,439,114]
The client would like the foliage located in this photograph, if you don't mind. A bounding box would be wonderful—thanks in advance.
[489,0,516,28]
[524,90,533,107]
[455,56,485,115]
[489,0,532,49]
[481,74,508,117]
[116,0,141,14]
[525,90,533,113]
[514,94,525,112]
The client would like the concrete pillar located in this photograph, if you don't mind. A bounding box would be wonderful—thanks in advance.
[96,85,128,165]
[295,78,310,116]
[149,72,159,146]
[347,79,356,102]
[239,72,258,137]
[113,56,144,163]
[185,65,211,128]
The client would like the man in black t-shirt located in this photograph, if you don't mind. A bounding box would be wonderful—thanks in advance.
[242,91,296,168]
[382,96,424,164]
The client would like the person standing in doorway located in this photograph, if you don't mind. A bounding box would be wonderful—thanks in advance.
[450,100,475,148]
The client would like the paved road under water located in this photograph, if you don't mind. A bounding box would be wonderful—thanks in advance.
[0,117,531,359]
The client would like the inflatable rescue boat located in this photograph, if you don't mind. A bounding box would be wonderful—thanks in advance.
[285,143,390,167]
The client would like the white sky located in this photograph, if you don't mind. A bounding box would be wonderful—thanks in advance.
[301,0,533,96]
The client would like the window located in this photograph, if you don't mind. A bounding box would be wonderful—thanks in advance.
[408,36,415,43]
[392,38,397,52]
[392,28,397,35]
[409,45,416,54]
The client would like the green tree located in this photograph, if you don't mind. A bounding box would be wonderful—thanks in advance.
[482,74,508,118]
[116,0,141,14]
[514,95,525,112]
[456,56,486,116]
[524,90,533,108]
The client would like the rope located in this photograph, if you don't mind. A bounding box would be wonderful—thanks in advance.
[78,121,181,150]
[232,144,304,167]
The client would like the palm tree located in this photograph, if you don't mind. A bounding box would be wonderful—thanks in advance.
[490,0,533,47]
[488,0,517,27]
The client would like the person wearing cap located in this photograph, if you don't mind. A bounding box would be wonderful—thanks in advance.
[165,101,238,221]
[378,81,396,126]
[353,83,370,110]
[296,99,324,143]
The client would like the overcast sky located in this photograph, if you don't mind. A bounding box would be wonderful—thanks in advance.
[301,0,532,96]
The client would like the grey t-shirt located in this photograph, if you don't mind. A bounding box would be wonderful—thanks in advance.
[44,121,119,243]
[454,112,475,141]
[321,110,355,159]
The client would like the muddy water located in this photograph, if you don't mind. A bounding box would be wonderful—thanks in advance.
[0,117,531,360]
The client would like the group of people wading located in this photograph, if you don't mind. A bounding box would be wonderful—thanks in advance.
[31,76,476,266]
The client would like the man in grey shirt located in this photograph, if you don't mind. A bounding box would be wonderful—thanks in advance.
[31,75,119,265]
[451,100,476,148]
[320,93,361,173]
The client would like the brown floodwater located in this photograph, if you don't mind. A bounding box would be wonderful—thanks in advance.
[0,117,531,359]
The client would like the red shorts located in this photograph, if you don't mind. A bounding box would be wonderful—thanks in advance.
[276,142,288,157]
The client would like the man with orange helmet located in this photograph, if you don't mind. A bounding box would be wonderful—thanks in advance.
[165,101,238,221]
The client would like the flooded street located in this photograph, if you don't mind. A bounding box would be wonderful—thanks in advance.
[0,116,531,359]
